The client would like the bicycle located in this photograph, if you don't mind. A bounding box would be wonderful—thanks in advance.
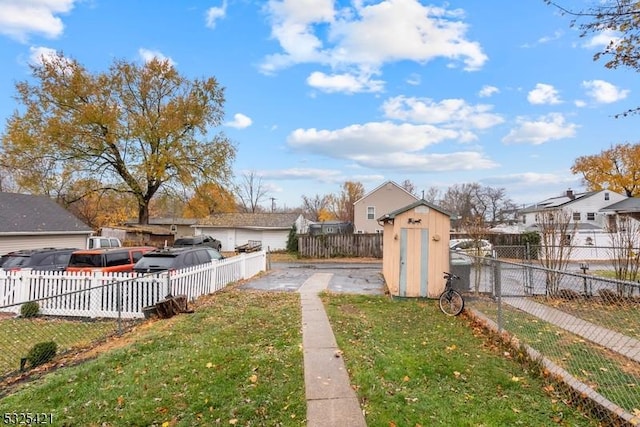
[438,272,464,316]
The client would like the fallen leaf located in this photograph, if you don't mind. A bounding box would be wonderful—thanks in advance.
[249,374,258,383]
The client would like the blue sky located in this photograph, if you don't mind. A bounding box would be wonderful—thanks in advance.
[0,0,638,211]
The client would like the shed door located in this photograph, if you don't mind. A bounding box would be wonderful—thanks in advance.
[399,228,429,297]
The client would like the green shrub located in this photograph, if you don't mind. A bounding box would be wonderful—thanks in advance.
[27,341,57,367]
[286,224,298,253]
[20,301,40,318]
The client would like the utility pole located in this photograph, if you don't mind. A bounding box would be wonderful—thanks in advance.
[270,197,276,212]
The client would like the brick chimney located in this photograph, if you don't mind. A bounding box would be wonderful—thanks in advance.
[566,189,575,200]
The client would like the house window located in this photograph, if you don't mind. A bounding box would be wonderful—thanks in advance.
[521,215,526,224]
[563,234,572,245]
[587,212,595,221]
[573,212,581,221]
[604,192,610,201]
[367,206,375,220]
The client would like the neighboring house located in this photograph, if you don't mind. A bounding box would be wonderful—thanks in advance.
[353,181,419,233]
[519,189,626,231]
[194,212,310,251]
[599,197,640,223]
[0,192,93,255]
[518,188,627,246]
[308,221,353,236]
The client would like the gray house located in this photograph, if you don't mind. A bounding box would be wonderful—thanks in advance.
[0,192,93,254]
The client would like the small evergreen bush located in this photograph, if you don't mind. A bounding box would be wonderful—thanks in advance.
[27,341,57,367]
[20,301,40,318]
[286,224,298,253]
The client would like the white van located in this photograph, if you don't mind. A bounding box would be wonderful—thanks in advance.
[87,236,122,250]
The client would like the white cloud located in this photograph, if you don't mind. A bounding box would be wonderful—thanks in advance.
[349,151,498,171]
[226,113,253,129]
[537,29,563,44]
[527,83,561,105]
[382,96,504,130]
[138,48,176,66]
[582,79,629,104]
[478,85,499,98]
[0,0,75,42]
[206,1,227,29]
[582,29,620,49]
[502,113,578,145]
[28,46,59,65]
[258,167,343,181]
[261,0,487,92]
[307,71,384,93]
[286,121,497,172]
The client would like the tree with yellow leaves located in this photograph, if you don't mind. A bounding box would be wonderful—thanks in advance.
[0,53,235,224]
[571,143,640,196]
[183,183,237,218]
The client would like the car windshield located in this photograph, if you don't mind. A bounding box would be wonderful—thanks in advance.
[174,238,195,246]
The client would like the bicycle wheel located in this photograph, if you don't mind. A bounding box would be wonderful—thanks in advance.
[438,289,464,316]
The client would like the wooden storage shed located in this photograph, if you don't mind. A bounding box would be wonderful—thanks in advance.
[379,199,451,298]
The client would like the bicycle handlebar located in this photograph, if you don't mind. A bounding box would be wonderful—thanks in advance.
[443,271,460,280]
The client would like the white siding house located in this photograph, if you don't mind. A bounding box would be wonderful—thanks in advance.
[519,189,627,246]
[194,213,310,252]
[0,192,93,255]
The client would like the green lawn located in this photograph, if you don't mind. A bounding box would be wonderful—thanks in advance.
[0,289,601,426]
[323,294,600,426]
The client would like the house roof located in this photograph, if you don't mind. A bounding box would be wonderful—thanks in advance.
[520,190,598,213]
[378,199,452,223]
[130,217,199,226]
[600,197,640,213]
[0,192,92,234]
[197,212,302,229]
[354,180,418,205]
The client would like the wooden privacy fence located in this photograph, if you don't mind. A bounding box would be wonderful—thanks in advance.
[298,233,383,258]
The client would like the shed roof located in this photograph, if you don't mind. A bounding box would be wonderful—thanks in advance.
[0,192,92,234]
[378,199,452,223]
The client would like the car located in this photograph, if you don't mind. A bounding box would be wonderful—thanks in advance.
[173,235,222,251]
[0,248,79,272]
[449,239,493,257]
[133,246,224,274]
[66,246,156,273]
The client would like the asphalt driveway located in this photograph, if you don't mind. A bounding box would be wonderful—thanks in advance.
[238,262,386,295]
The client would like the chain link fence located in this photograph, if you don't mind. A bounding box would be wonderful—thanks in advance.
[459,248,640,425]
[0,252,267,386]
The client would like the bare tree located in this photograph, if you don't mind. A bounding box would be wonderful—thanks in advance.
[462,216,490,295]
[607,215,640,294]
[537,209,577,295]
[400,179,418,197]
[328,181,365,223]
[302,194,330,222]
[423,186,442,205]
[235,171,268,213]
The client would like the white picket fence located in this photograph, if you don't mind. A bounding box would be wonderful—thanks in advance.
[0,251,266,319]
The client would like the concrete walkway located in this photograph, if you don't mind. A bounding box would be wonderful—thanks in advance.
[503,297,640,363]
[298,273,367,427]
